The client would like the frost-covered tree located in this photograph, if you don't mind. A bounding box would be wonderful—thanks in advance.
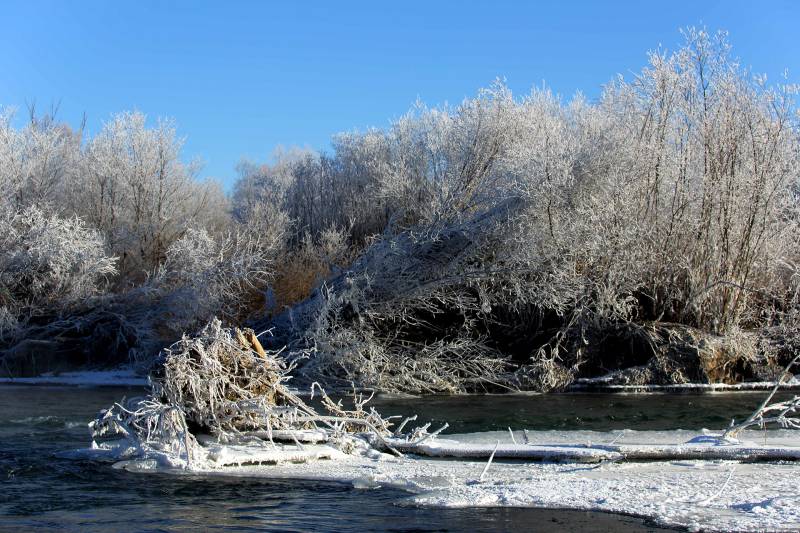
[76,111,228,282]
[0,106,82,212]
[3,27,798,387]
[0,109,244,369]
[252,29,800,392]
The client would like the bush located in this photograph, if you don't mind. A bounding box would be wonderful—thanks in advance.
[0,206,117,318]
[149,228,281,334]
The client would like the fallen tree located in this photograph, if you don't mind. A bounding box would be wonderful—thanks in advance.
[259,198,524,394]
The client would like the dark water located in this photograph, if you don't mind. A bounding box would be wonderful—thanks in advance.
[369,390,792,434]
[1,387,776,532]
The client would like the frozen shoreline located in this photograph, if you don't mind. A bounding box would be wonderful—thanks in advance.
[0,369,148,387]
[4,371,798,394]
[79,429,800,532]
[569,378,800,393]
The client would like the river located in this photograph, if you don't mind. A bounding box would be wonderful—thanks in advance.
[1,385,780,532]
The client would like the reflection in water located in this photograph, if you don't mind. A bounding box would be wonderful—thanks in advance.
[0,385,763,531]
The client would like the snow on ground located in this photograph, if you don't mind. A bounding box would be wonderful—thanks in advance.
[81,429,800,532]
[0,369,148,387]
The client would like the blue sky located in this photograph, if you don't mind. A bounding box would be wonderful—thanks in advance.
[1,0,798,189]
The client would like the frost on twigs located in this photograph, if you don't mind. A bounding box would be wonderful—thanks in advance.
[724,353,800,440]
[90,318,426,468]
[249,28,800,394]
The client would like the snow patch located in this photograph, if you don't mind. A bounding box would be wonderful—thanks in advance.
[571,377,800,392]
[77,429,800,532]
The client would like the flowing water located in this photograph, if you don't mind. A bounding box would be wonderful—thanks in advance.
[1,385,782,532]
[367,390,792,434]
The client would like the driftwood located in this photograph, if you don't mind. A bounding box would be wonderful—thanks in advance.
[91,319,427,467]
[383,437,800,464]
[723,353,800,439]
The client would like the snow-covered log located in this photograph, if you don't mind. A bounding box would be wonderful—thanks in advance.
[381,436,800,464]
[386,438,622,463]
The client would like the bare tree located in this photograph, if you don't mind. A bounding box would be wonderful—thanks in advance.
[76,112,227,282]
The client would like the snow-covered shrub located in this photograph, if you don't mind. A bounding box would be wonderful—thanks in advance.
[150,227,279,333]
[0,206,117,320]
[75,111,228,282]
[254,28,800,391]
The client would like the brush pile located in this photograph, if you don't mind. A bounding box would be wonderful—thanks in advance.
[89,319,411,468]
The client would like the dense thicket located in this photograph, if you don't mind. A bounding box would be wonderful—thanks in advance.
[2,29,798,390]
[0,110,281,372]
[245,29,800,391]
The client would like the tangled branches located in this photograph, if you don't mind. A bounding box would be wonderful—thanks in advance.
[306,322,512,394]
[151,319,291,433]
[724,354,800,439]
[91,319,426,468]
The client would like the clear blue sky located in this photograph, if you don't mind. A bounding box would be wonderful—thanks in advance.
[1,0,798,189]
